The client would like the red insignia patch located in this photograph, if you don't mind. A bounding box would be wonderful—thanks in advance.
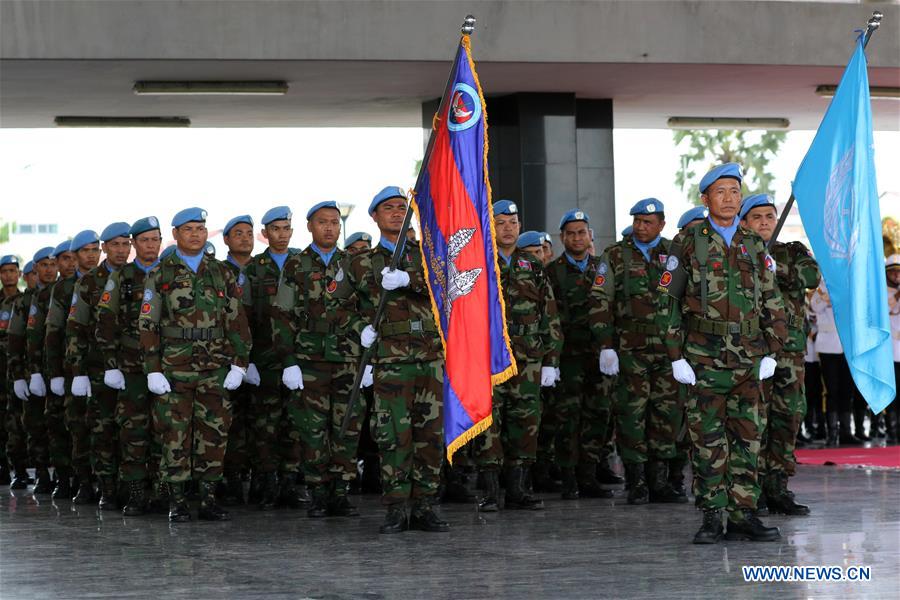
[740,244,748,256]
[216,290,225,298]
[517,259,532,270]
[659,271,672,287]
[27,317,35,327]
[141,302,151,314]
[712,261,723,270]
[99,291,111,304]
[68,306,76,316]
[594,275,605,286]
[311,273,322,281]
[161,283,170,291]
[658,254,668,264]
[326,280,338,294]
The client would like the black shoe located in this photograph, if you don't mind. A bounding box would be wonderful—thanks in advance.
[0,464,11,485]
[725,510,781,541]
[98,476,118,511]
[477,470,500,512]
[379,503,409,534]
[560,467,579,500]
[755,491,769,516]
[51,468,73,500]
[409,499,450,532]
[198,481,231,521]
[10,466,29,490]
[504,466,544,510]
[32,468,53,494]
[767,474,810,516]
[277,472,310,509]
[442,469,476,503]
[220,473,245,506]
[307,485,329,518]
[248,472,264,505]
[72,473,96,504]
[647,460,688,504]
[577,463,614,498]
[693,510,724,544]
[329,492,360,517]
[258,472,278,511]
[597,462,625,486]
[122,480,148,517]
[168,483,191,523]
[624,463,649,505]
[532,460,560,493]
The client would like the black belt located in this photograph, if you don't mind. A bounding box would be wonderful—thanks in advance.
[161,326,224,341]
[619,320,659,336]
[380,319,438,337]
[687,316,760,337]
[507,322,540,336]
[119,335,141,350]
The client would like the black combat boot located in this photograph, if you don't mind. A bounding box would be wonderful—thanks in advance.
[692,509,724,544]
[755,487,769,516]
[198,480,230,521]
[560,467,579,500]
[98,476,118,511]
[258,472,278,511]
[379,502,408,534]
[32,468,53,494]
[577,462,614,498]
[532,459,560,492]
[147,479,168,514]
[122,480,148,517]
[648,460,688,503]
[839,412,861,444]
[409,497,450,532]
[854,409,871,442]
[442,466,475,503]
[725,509,780,541]
[767,473,810,516]
[597,459,625,486]
[306,485,329,518]
[168,482,191,523]
[477,470,500,512]
[0,463,10,485]
[668,456,688,497]
[329,481,360,517]
[276,472,307,509]
[10,464,29,490]
[220,470,244,506]
[71,471,96,504]
[248,471,264,505]
[826,412,839,446]
[51,467,73,500]
[505,465,544,510]
[624,462,649,505]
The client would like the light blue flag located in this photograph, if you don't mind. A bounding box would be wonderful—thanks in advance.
[793,36,895,414]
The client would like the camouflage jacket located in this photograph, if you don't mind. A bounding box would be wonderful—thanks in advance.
[44,274,78,379]
[347,240,442,365]
[663,219,788,368]
[25,282,55,375]
[499,250,562,367]
[5,288,34,381]
[589,236,672,355]
[0,290,22,385]
[272,247,361,365]
[243,249,300,370]
[547,253,604,357]
[771,241,820,354]
[66,262,116,377]
[139,252,251,373]
[95,263,151,374]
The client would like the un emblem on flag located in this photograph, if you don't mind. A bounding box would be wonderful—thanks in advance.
[824,144,859,261]
[447,83,481,132]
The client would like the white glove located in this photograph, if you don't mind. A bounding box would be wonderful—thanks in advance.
[540,366,557,387]
[71,375,92,397]
[29,373,46,397]
[244,363,261,386]
[759,356,777,381]
[671,359,696,386]
[50,377,66,396]
[14,379,30,401]
[554,367,561,383]
[147,372,172,395]
[361,365,374,388]
[104,369,126,390]
[361,325,378,349]
[282,365,304,391]
[598,349,619,376]
[223,365,246,391]
[380,267,410,291]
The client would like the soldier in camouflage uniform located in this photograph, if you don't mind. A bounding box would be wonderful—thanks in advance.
[345,231,373,255]
[66,224,130,510]
[139,207,251,522]
[347,186,449,534]
[218,214,256,504]
[272,201,366,518]
[591,198,686,505]
[243,206,307,510]
[661,163,787,544]
[546,209,616,499]
[0,255,25,485]
[471,204,562,512]
[739,194,819,516]
[95,217,163,516]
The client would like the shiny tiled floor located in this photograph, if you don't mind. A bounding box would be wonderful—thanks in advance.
[1,465,898,599]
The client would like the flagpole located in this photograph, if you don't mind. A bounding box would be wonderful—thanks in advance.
[340,15,478,437]
[767,10,883,251]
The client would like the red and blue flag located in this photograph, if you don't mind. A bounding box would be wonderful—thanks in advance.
[411,35,517,462]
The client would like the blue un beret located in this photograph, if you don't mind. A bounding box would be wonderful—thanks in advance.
[223,215,253,236]
[559,208,589,231]
[739,194,777,221]
[677,206,710,229]
[369,187,406,215]
[345,232,372,247]
[130,216,161,237]
[160,245,176,260]
[540,232,552,245]
[33,246,55,263]
[621,225,633,237]
[172,207,208,228]
[517,231,544,249]
[53,241,73,257]
[493,199,518,217]
[0,255,19,267]
[101,222,131,242]
[306,201,340,221]
[23,261,34,275]
[629,198,665,216]
[262,206,293,225]
[699,163,743,194]
[70,230,100,252]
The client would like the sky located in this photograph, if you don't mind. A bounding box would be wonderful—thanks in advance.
[0,126,898,261]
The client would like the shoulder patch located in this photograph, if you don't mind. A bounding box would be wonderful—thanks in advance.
[517,258,533,270]
[598,262,608,275]
[335,267,345,282]
[143,288,153,302]
[71,291,78,306]
[659,271,673,288]
[593,274,606,287]
[104,278,116,292]
[29,304,38,316]
[665,256,679,271]
[238,272,246,287]
[765,254,776,272]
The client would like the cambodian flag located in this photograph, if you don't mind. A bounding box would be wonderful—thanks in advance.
[411,35,517,461]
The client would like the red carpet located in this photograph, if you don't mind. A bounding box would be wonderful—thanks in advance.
[796,445,900,469]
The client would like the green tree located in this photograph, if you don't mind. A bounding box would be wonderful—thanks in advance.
[674,130,786,204]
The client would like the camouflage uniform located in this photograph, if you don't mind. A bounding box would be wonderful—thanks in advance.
[220,259,252,483]
[272,247,364,494]
[43,274,77,475]
[23,284,53,473]
[1,290,28,476]
[663,220,787,515]
[347,240,444,506]
[139,252,251,483]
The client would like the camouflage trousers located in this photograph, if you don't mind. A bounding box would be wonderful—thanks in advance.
[536,387,557,465]
[5,393,28,469]
[87,373,119,477]
[471,359,541,469]
[0,387,6,465]
[372,359,443,505]
[45,390,72,469]
[23,394,50,469]
[553,354,613,469]
[760,351,806,478]
[251,368,301,475]
[615,352,681,465]
[686,363,762,513]
[116,372,161,482]
[224,385,253,476]
[287,360,363,486]
[154,368,231,483]
[64,393,91,475]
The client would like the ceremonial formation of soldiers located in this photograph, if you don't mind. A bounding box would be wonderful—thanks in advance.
[2,162,898,543]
